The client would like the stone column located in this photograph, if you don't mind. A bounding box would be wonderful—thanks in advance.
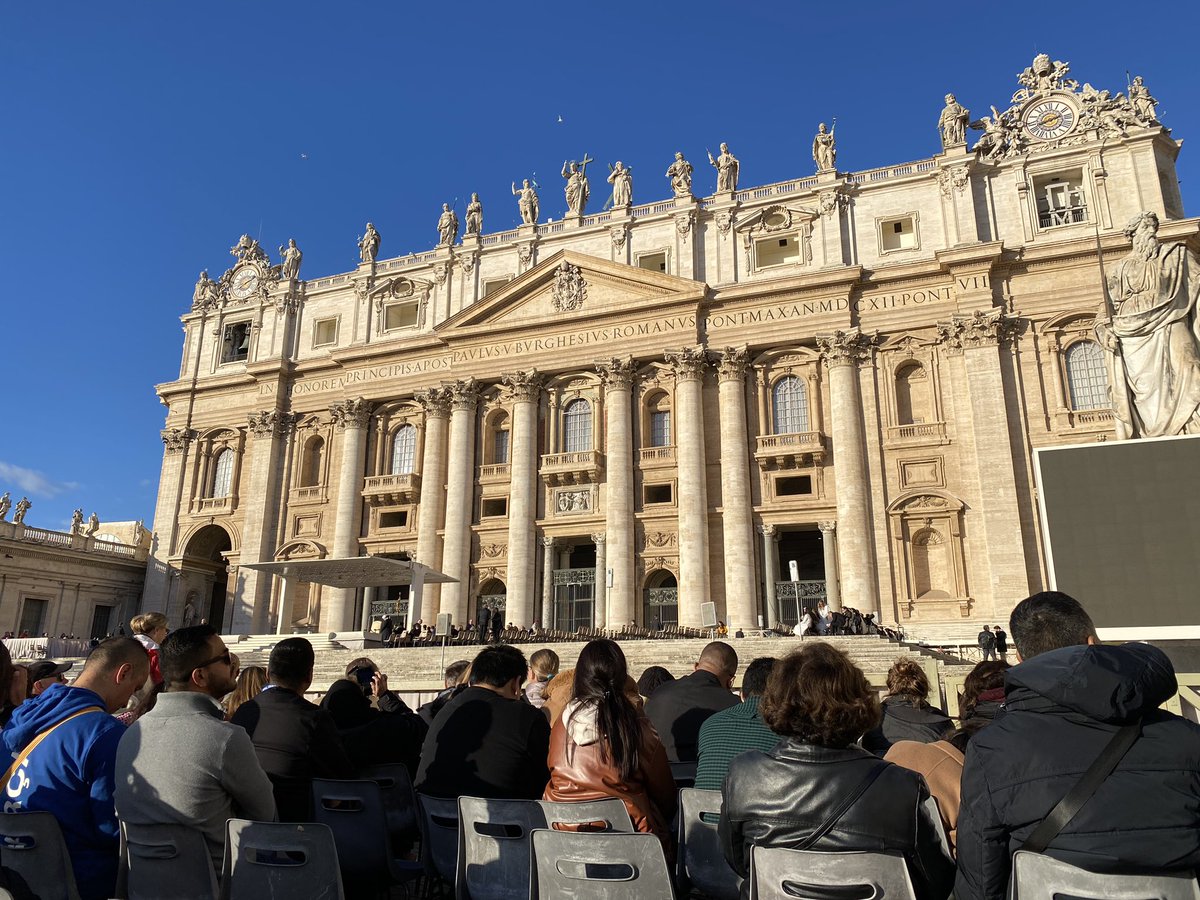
[818,520,841,609]
[666,347,711,627]
[597,357,637,629]
[361,585,376,632]
[715,347,757,631]
[817,330,878,615]
[327,398,372,632]
[144,428,194,610]
[235,411,295,633]
[592,532,607,630]
[500,370,542,628]
[540,536,555,628]
[759,524,780,628]
[439,379,479,625]
[414,388,452,611]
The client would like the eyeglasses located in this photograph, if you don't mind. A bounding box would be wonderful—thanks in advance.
[193,651,232,671]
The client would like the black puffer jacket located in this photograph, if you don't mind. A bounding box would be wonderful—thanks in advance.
[720,740,955,900]
[861,696,954,755]
[955,642,1200,900]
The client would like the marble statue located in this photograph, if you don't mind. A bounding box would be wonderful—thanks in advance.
[1096,212,1200,437]
[665,152,694,197]
[1018,54,1072,94]
[182,591,199,627]
[465,193,483,235]
[708,142,740,192]
[1129,76,1159,125]
[279,239,302,280]
[192,271,219,309]
[0,492,10,521]
[938,94,970,147]
[70,509,84,535]
[134,520,146,545]
[971,107,1011,161]
[13,497,30,525]
[358,223,381,263]
[607,161,632,207]
[437,203,459,246]
[512,179,540,225]
[812,123,837,172]
[85,512,99,537]
[561,157,592,216]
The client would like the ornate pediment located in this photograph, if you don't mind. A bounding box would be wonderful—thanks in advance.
[734,203,819,236]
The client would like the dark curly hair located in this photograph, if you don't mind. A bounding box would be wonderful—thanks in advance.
[760,643,880,748]
[885,658,931,707]
[959,659,1010,721]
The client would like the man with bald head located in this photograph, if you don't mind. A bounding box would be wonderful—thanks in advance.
[644,641,739,777]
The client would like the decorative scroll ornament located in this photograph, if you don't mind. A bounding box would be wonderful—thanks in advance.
[936,310,1019,350]
[816,329,880,368]
[500,369,543,402]
[715,346,750,382]
[161,427,195,454]
[432,261,450,286]
[329,398,372,429]
[610,224,628,250]
[517,243,534,269]
[247,410,296,439]
[674,211,695,237]
[937,167,970,197]
[664,346,708,381]
[551,261,587,312]
[715,211,733,237]
[596,355,637,388]
[819,191,844,218]
[461,252,478,275]
[480,542,506,559]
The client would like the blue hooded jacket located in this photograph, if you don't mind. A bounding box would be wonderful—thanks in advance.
[1,683,125,900]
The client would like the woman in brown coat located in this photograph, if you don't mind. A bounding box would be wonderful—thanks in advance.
[543,639,676,849]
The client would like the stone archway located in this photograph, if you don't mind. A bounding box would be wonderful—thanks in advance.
[181,524,233,631]
[643,569,678,628]
[477,578,507,628]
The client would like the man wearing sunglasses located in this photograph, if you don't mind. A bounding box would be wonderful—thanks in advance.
[115,624,276,872]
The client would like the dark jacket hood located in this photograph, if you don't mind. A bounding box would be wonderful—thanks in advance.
[1,682,110,752]
[1004,642,1176,724]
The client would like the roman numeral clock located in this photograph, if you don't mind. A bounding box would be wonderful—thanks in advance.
[1021,98,1078,142]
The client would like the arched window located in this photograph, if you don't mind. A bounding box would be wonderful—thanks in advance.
[300,436,323,487]
[563,399,592,452]
[391,425,416,475]
[645,391,671,447]
[895,362,932,426]
[211,449,234,498]
[771,376,810,434]
[491,412,511,465]
[1065,340,1109,411]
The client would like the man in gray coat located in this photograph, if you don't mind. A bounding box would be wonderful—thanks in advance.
[115,625,276,868]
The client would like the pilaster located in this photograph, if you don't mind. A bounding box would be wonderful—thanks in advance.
[144,427,195,610]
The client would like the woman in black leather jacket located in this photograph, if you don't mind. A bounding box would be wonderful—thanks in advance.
[719,643,955,900]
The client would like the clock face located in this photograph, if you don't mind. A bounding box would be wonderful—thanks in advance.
[230,267,260,300]
[1023,99,1077,142]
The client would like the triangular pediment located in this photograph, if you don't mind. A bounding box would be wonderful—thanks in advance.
[437,250,706,335]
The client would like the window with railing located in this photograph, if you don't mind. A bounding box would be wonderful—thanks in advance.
[772,376,810,434]
[1065,340,1109,411]
[563,399,592,453]
[1034,170,1087,229]
[211,449,234,498]
[391,425,416,475]
[649,410,671,447]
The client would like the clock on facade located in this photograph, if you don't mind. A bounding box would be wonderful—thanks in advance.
[230,267,261,300]
[1022,99,1077,142]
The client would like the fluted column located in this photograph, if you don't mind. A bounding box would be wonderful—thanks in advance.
[817,330,878,615]
[715,347,756,631]
[597,357,637,628]
[759,524,780,627]
[327,398,371,631]
[592,532,607,630]
[540,536,555,627]
[414,388,452,611]
[237,410,296,633]
[500,370,542,628]
[818,520,841,610]
[439,379,479,624]
[666,347,712,627]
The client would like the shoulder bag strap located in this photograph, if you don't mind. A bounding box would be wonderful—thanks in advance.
[1021,719,1141,854]
[1,706,106,787]
[796,760,889,851]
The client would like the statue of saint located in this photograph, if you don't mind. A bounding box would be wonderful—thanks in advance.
[70,509,84,535]
[279,239,302,280]
[0,492,10,521]
[192,271,218,309]
[1129,76,1159,125]
[812,122,837,172]
[85,513,99,537]
[465,193,483,235]
[358,223,381,263]
[1096,212,1200,437]
[708,142,740,192]
[938,94,970,147]
[13,497,30,525]
[561,158,591,216]
[665,152,694,198]
[607,161,632,207]
[182,591,199,627]
[512,179,540,225]
[436,203,459,246]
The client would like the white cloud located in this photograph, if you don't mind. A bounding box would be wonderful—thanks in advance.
[0,461,80,499]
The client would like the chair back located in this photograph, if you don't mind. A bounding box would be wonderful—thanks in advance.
[123,821,218,900]
[749,847,916,900]
[359,763,418,839]
[677,788,739,900]
[311,778,400,886]
[669,760,697,788]
[1009,850,1200,900]
[537,798,634,833]
[0,811,82,900]
[530,828,674,900]
[416,793,461,885]
[220,819,344,900]
[456,797,548,900]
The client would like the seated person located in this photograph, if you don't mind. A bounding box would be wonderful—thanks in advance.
[644,641,738,772]
[861,657,953,755]
[320,657,427,775]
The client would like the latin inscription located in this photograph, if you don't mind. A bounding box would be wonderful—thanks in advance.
[705,284,956,331]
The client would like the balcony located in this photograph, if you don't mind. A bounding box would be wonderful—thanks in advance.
[479,463,511,484]
[289,485,325,504]
[540,450,603,485]
[637,446,676,468]
[362,472,420,504]
[193,495,236,515]
[885,422,948,447]
[754,432,825,470]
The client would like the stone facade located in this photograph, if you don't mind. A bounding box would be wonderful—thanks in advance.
[145,57,1192,635]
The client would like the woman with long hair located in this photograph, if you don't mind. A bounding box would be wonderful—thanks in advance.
[225,665,266,720]
[543,639,676,847]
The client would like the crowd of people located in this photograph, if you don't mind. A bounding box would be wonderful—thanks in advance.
[0,589,1196,899]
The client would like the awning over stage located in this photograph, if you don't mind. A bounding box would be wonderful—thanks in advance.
[240,556,456,588]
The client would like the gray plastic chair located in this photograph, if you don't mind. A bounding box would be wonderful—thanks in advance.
[220,818,344,900]
[1009,850,1200,900]
[677,788,739,900]
[359,763,419,840]
[417,793,461,886]
[122,821,219,900]
[0,811,82,900]
[537,798,634,832]
[456,797,548,900]
[749,847,916,900]
[530,828,675,900]
[311,778,423,893]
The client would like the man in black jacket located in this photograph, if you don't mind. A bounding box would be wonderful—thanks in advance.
[956,591,1200,900]
[644,641,739,773]
[319,657,427,775]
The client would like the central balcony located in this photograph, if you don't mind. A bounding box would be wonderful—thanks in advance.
[754,432,825,470]
[362,473,420,504]
[637,446,676,468]
[540,450,603,486]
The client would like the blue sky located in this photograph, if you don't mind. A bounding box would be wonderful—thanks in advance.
[1,2,1198,533]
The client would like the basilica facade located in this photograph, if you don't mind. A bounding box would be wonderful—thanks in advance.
[144,55,1191,637]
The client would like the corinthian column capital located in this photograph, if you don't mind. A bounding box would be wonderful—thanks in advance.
[415,386,453,419]
[596,356,637,388]
[714,346,750,382]
[816,329,879,369]
[329,398,371,430]
[449,378,480,411]
[664,346,708,381]
[500,369,543,403]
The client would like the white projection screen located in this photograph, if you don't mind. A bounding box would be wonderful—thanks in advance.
[1034,434,1200,640]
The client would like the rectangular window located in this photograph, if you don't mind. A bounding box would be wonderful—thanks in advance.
[19,598,47,636]
[879,215,918,252]
[776,475,813,497]
[1033,170,1087,229]
[379,510,408,529]
[493,429,511,464]
[384,301,419,331]
[312,317,338,348]
[649,411,671,447]
[637,251,667,273]
[221,322,251,363]
[644,483,673,505]
[481,497,508,518]
[483,277,512,297]
[90,605,113,640]
[755,235,801,268]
